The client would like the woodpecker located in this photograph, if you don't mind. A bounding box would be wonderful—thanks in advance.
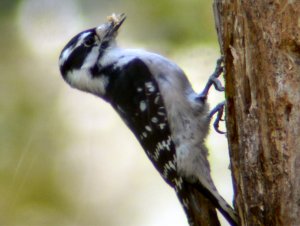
[59,13,237,226]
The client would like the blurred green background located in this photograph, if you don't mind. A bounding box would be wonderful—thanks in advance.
[0,0,232,225]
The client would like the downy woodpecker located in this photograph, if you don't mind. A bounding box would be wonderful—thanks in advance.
[59,13,237,226]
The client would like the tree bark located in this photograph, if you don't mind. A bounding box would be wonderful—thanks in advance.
[213,1,300,225]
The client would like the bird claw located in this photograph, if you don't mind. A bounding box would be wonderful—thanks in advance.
[209,101,226,134]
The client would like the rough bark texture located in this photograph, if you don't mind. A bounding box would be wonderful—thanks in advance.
[213,1,300,225]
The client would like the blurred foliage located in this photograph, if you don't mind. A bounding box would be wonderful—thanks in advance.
[0,0,21,16]
[0,0,218,225]
[78,0,217,48]
[126,0,217,46]
[0,11,72,226]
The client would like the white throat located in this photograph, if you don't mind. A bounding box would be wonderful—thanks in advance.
[66,69,109,96]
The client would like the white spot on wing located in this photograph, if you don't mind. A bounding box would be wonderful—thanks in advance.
[145,125,152,132]
[154,95,160,104]
[182,198,189,209]
[159,123,166,130]
[158,112,165,116]
[151,117,158,123]
[145,81,155,92]
[153,136,172,161]
[163,160,176,178]
[117,105,125,114]
[174,177,183,191]
[142,132,147,138]
[139,101,147,112]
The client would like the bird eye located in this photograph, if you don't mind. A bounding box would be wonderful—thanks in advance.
[84,36,95,47]
[101,41,109,49]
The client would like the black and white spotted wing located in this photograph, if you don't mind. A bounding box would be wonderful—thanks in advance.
[104,58,178,187]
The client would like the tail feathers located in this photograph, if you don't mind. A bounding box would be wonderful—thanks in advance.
[194,182,238,226]
[177,181,221,226]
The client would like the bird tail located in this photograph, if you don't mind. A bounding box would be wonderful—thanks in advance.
[195,182,238,226]
[177,181,220,226]
[177,181,238,226]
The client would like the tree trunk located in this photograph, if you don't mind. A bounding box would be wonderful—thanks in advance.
[213,1,300,225]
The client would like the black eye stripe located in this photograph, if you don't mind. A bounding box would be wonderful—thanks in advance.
[84,36,95,46]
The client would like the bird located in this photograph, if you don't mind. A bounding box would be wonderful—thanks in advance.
[59,13,237,226]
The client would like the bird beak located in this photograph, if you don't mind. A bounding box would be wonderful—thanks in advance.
[96,13,126,40]
[108,13,126,33]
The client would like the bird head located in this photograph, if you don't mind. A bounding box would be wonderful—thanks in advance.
[58,13,126,95]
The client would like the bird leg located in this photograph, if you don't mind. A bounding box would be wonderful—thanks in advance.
[197,57,224,101]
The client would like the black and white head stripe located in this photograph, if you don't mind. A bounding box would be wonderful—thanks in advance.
[59,30,98,76]
[59,15,126,97]
[59,14,125,77]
